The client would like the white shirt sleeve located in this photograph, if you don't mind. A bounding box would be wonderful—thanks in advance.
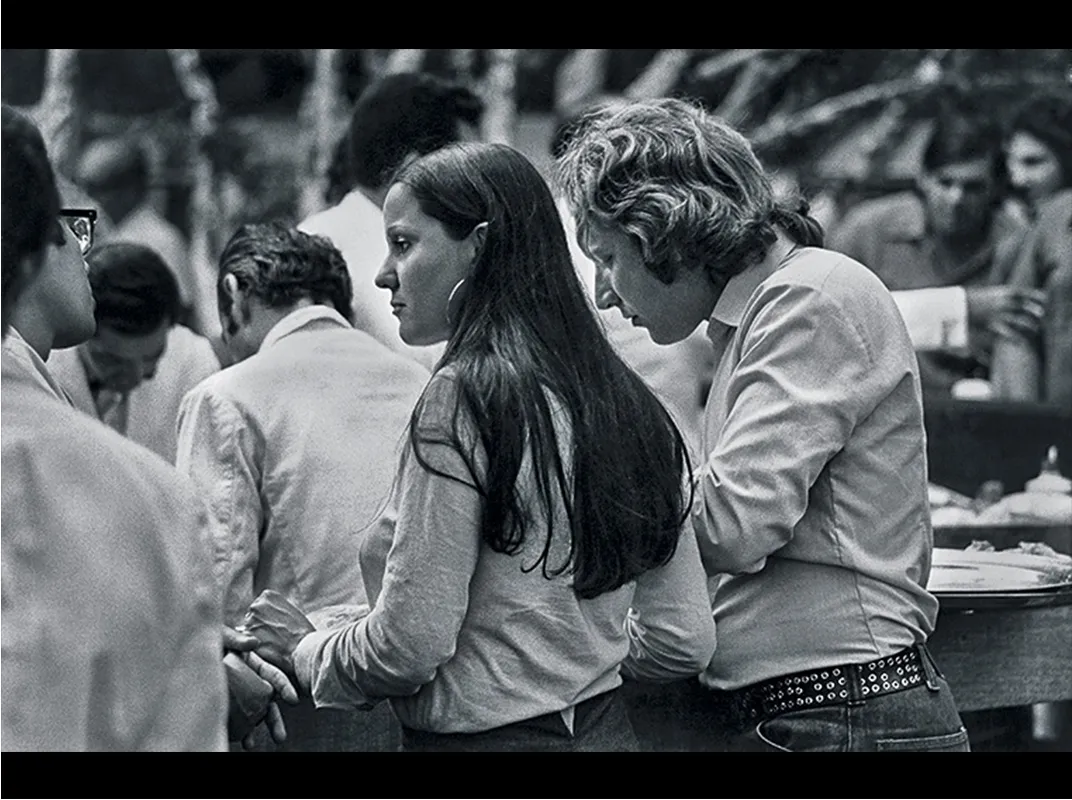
[890,287,969,352]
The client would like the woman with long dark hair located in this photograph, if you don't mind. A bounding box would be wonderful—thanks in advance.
[556,97,969,752]
[243,142,716,752]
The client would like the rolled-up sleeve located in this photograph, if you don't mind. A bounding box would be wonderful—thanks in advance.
[293,377,483,709]
[176,386,263,626]
[693,282,886,576]
[622,526,717,682]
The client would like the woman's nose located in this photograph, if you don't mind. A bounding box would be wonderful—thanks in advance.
[375,260,396,290]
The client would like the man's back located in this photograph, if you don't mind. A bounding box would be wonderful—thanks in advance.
[300,190,444,372]
[177,311,430,626]
[1,357,227,751]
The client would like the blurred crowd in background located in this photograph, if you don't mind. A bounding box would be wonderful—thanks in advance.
[3,48,1069,414]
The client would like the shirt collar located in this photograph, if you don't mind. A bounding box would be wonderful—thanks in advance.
[259,304,352,353]
[1,328,76,406]
[709,244,809,336]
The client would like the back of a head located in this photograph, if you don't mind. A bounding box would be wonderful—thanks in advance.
[87,242,181,335]
[2,104,61,332]
[347,72,485,191]
[549,94,632,161]
[1008,87,1072,187]
[76,136,149,196]
[217,221,354,323]
[922,94,1005,179]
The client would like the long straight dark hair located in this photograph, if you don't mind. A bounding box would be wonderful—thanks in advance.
[392,142,692,600]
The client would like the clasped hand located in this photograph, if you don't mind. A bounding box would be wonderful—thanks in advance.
[240,589,317,679]
[224,624,300,750]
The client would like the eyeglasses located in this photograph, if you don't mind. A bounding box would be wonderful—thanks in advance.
[59,208,98,258]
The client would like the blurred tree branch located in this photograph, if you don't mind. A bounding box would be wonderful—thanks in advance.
[298,49,342,220]
[167,48,221,334]
[28,49,79,177]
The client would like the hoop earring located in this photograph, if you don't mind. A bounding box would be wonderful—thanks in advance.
[445,278,468,326]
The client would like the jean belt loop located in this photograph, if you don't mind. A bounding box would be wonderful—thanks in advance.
[918,643,942,692]
[845,662,867,707]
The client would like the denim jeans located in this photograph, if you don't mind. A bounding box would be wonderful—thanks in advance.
[399,689,640,752]
[725,646,971,752]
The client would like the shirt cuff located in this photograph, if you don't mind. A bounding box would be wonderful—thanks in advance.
[292,628,337,698]
[292,628,372,710]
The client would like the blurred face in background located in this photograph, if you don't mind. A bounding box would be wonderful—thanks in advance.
[1006,131,1065,212]
[80,320,169,394]
[919,157,997,239]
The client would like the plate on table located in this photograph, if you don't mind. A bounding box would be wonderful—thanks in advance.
[927,548,1072,594]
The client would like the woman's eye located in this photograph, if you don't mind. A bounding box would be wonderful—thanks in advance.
[392,238,411,254]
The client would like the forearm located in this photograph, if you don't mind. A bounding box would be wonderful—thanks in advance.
[622,529,716,682]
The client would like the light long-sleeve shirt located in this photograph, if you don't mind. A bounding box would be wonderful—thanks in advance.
[693,246,939,691]
[175,305,430,627]
[2,344,227,751]
[293,369,716,734]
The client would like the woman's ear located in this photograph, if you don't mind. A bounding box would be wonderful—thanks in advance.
[469,221,489,265]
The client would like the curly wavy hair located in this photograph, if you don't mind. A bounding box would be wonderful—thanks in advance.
[554,98,823,290]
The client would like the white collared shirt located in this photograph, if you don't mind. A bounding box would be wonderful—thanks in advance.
[176,304,431,626]
[1,327,75,405]
[2,337,228,751]
[693,246,939,690]
[49,325,221,464]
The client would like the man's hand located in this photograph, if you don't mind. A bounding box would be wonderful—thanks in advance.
[966,286,1047,341]
[242,590,317,678]
[223,624,300,750]
[223,625,299,704]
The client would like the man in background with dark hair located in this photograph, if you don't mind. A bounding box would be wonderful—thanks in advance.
[49,241,221,464]
[299,71,484,371]
[830,97,1034,402]
[176,222,429,751]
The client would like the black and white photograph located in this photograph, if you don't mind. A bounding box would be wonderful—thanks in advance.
[1,48,1070,764]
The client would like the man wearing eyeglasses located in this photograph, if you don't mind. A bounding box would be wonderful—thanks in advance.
[48,241,222,464]
[2,102,230,753]
[1,205,97,399]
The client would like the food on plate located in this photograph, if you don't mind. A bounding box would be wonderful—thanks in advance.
[1015,540,1072,565]
[929,547,1072,592]
[965,540,996,552]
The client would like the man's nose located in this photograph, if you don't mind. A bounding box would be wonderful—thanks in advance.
[594,266,619,311]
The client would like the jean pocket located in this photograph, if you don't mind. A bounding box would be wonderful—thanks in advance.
[751,718,793,752]
[876,726,970,752]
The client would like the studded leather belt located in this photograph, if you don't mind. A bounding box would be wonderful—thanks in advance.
[711,645,931,731]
